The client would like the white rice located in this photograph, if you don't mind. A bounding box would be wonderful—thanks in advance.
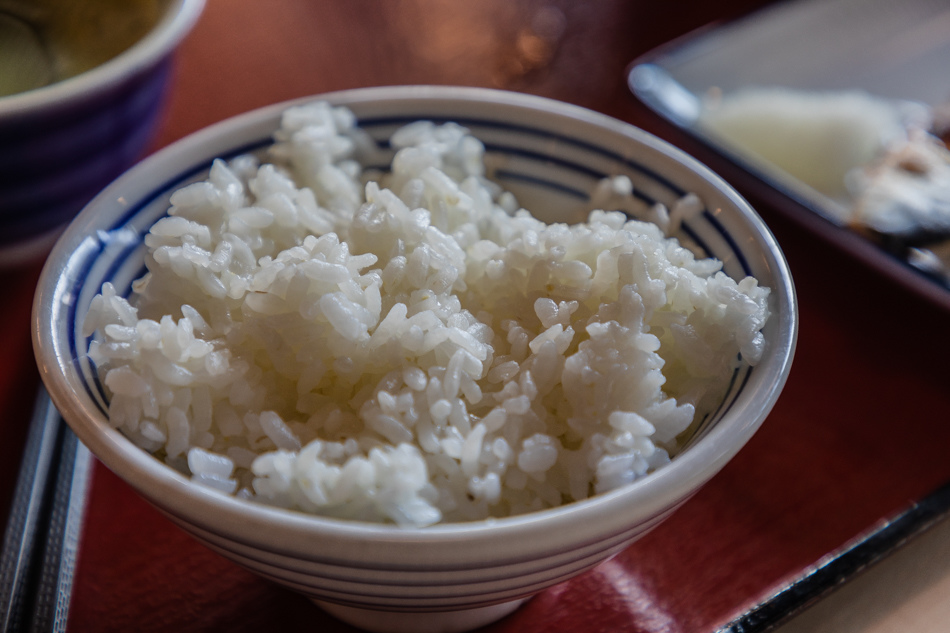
[84,101,771,527]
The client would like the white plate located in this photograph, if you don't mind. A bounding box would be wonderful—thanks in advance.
[628,0,950,310]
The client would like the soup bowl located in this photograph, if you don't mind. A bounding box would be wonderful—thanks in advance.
[0,0,204,265]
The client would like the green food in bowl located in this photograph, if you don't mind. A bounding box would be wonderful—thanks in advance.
[0,0,169,97]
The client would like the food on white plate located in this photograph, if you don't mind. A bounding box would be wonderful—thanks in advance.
[84,102,771,526]
[848,127,950,238]
[700,86,950,285]
[700,88,918,199]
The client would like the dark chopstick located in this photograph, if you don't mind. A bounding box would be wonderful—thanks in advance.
[0,388,92,633]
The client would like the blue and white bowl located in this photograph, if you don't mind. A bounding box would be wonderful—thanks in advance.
[0,0,204,266]
[33,86,797,633]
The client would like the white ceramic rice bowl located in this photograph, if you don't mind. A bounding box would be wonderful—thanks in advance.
[33,86,796,633]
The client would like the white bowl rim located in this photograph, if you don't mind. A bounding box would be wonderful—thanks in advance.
[0,0,205,118]
[34,85,797,550]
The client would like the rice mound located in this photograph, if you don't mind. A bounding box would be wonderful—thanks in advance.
[84,101,771,527]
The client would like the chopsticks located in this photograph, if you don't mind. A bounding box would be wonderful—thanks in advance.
[0,388,92,633]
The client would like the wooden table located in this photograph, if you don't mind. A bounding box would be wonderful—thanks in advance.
[7,0,950,631]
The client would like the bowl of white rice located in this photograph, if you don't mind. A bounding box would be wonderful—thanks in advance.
[33,86,796,633]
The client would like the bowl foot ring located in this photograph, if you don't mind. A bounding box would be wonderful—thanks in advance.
[315,597,528,633]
